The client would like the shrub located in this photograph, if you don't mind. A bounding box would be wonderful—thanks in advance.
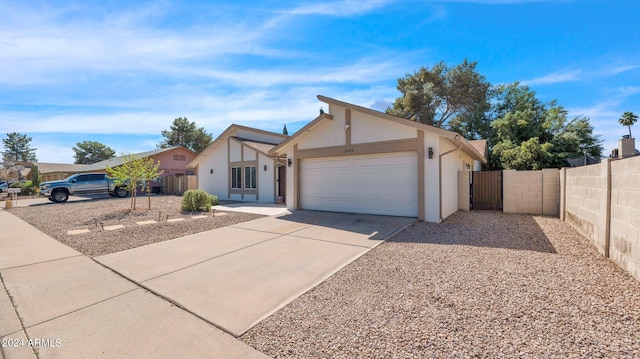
[210,194,219,206]
[181,189,213,212]
[10,181,35,195]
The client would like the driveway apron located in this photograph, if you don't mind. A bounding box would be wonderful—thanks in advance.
[96,211,415,336]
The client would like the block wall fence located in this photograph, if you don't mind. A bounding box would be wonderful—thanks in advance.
[560,156,640,282]
[458,157,640,281]
[503,169,559,216]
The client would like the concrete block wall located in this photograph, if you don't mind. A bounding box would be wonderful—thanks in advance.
[562,162,609,256]
[503,169,559,216]
[609,156,640,281]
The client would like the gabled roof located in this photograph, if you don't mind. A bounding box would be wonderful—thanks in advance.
[189,124,287,168]
[235,138,279,155]
[270,95,487,163]
[468,140,488,159]
[32,162,87,174]
[82,146,195,171]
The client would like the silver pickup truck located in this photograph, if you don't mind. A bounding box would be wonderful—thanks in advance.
[40,173,129,203]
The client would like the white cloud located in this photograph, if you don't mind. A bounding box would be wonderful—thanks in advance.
[606,64,640,75]
[282,0,393,16]
[521,70,581,86]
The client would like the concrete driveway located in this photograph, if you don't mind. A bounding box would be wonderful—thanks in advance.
[95,211,415,337]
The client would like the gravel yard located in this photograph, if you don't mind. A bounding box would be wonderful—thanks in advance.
[8,196,263,257]
[242,211,640,358]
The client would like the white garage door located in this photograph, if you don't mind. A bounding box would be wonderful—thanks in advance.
[300,152,418,217]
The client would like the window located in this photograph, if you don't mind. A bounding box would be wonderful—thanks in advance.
[173,154,186,161]
[231,167,242,189]
[89,174,106,181]
[244,166,257,189]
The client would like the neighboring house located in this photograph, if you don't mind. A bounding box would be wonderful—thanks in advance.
[80,146,197,176]
[188,125,288,203]
[2,162,35,182]
[269,95,486,223]
[27,146,197,193]
[31,163,89,182]
[81,146,198,194]
[565,155,601,168]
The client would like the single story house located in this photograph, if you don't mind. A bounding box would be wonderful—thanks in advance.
[78,146,197,176]
[269,95,486,223]
[25,146,197,193]
[187,125,288,202]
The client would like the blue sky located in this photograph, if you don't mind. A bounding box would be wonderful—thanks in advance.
[1,0,638,163]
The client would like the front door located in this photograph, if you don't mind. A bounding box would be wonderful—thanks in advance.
[277,166,286,200]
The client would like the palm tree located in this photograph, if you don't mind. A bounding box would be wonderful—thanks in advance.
[619,111,639,138]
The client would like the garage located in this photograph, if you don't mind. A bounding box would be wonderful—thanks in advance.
[300,152,418,217]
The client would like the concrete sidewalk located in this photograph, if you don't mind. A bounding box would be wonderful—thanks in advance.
[0,210,268,359]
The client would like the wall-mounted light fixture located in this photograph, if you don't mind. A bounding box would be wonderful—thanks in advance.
[263,164,267,171]
[210,169,214,174]
[344,124,350,131]
[287,158,292,167]
[428,147,433,159]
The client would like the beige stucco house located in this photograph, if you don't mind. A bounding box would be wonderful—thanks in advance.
[188,125,288,202]
[269,95,486,223]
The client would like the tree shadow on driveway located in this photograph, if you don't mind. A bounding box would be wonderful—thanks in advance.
[392,211,557,254]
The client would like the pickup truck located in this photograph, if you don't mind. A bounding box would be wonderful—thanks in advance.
[40,173,129,203]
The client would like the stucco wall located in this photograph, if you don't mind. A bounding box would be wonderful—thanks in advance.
[197,142,228,198]
[563,162,609,256]
[419,132,437,222]
[197,139,276,203]
[503,169,559,216]
[257,152,276,202]
[458,171,470,211]
[609,156,640,281]
[350,108,417,144]
[440,138,474,220]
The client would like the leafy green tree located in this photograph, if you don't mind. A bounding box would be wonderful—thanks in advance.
[159,117,213,153]
[2,132,37,162]
[72,141,116,164]
[387,59,490,128]
[107,154,164,210]
[490,83,602,170]
[618,111,638,138]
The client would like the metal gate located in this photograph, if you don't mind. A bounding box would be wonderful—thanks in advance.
[471,171,503,211]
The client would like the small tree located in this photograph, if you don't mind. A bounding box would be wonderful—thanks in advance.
[283,124,289,135]
[30,165,41,193]
[618,111,638,138]
[141,158,164,210]
[106,154,163,210]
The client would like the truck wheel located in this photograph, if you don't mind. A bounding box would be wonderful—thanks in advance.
[52,190,69,203]
[115,187,129,198]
